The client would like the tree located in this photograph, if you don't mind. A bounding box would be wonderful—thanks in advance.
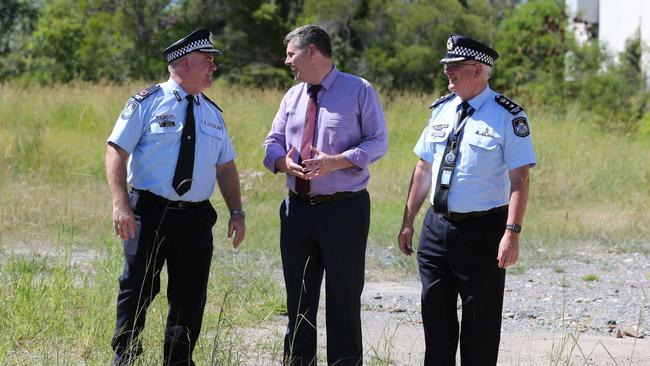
[0,0,39,80]
[492,0,571,100]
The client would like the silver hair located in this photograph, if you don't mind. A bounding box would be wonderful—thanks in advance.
[168,56,186,73]
[482,63,492,78]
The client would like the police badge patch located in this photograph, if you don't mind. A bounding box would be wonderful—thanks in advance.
[512,117,530,137]
[121,101,139,120]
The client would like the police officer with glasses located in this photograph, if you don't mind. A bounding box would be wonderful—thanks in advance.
[106,29,245,366]
[397,34,536,365]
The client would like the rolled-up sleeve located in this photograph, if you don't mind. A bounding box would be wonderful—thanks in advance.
[340,83,388,169]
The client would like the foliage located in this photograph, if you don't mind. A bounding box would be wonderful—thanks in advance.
[566,32,649,131]
[493,0,570,103]
[299,0,515,93]
[0,0,648,131]
[0,0,38,80]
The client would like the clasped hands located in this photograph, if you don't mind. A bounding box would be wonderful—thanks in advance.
[284,145,335,179]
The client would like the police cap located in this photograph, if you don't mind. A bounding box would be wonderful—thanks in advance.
[163,29,222,63]
[440,34,499,66]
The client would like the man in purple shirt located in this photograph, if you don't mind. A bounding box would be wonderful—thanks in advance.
[263,24,388,366]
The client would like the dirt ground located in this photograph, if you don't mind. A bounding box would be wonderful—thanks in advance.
[243,281,649,365]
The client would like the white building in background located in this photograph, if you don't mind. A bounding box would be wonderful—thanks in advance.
[567,0,650,75]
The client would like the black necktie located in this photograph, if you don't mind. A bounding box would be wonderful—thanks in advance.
[295,84,322,196]
[433,101,471,214]
[173,95,196,196]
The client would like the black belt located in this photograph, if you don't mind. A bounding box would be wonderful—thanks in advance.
[130,187,208,209]
[289,189,366,205]
[440,205,508,222]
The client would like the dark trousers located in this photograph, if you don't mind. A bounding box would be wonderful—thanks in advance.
[112,191,216,366]
[280,191,370,366]
[417,206,508,366]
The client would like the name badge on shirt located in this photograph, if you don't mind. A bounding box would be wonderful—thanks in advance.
[432,123,449,130]
[202,120,222,130]
[431,130,447,138]
[155,114,176,127]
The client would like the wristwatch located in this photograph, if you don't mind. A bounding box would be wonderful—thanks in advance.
[230,209,246,218]
[505,223,521,233]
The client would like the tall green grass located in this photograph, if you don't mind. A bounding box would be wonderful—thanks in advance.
[1,82,648,255]
[0,82,648,364]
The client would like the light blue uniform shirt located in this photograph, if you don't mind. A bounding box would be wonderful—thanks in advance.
[414,86,536,213]
[108,78,235,202]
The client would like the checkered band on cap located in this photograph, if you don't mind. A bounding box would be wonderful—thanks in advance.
[450,45,495,66]
[166,38,213,62]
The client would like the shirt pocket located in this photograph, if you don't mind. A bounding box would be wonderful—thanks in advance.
[425,130,450,160]
[465,134,499,151]
[199,121,224,140]
[462,133,501,173]
[199,121,224,164]
[141,120,183,146]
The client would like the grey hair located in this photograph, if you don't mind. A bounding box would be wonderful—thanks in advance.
[168,56,186,73]
[284,25,332,58]
[481,63,492,78]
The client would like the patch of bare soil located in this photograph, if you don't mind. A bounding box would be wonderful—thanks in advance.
[243,252,649,365]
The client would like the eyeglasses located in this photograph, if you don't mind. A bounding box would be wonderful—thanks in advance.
[443,62,479,71]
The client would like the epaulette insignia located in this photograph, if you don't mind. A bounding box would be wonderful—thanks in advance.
[201,93,223,113]
[133,84,161,101]
[495,95,524,115]
[429,93,455,109]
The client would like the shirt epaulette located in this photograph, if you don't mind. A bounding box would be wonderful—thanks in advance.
[200,93,223,113]
[495,95,524,115]
[429,93,455,110]
[132,84,161,101]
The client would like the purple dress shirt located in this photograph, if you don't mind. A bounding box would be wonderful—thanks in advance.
[264,66,388,195]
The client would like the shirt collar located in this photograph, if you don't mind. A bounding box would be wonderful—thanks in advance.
[310,65,339,92]
[166,77,198,103]
[463,85,493,111]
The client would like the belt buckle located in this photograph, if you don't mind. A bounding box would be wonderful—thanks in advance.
[173,201,191,209]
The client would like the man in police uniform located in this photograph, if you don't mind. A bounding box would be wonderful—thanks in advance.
[106,29,245,366]
[397,34,536,365]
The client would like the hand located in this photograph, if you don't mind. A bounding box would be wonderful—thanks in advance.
[302,146,338,179]
[283,146,307,179]
[397,224,414,256]
[497,231,520,268]
[228,215,246,248]
[112,203,136,240]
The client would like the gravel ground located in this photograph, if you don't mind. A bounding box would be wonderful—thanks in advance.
[5,243,649,364]
[363,252,649,337]
[356,251,649,365]
[239,252,649,365]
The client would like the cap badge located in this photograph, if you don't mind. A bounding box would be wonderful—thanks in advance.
[447,37,454,51]
[209,32,214,44]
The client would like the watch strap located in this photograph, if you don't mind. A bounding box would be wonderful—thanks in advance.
[506,223,521,233]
